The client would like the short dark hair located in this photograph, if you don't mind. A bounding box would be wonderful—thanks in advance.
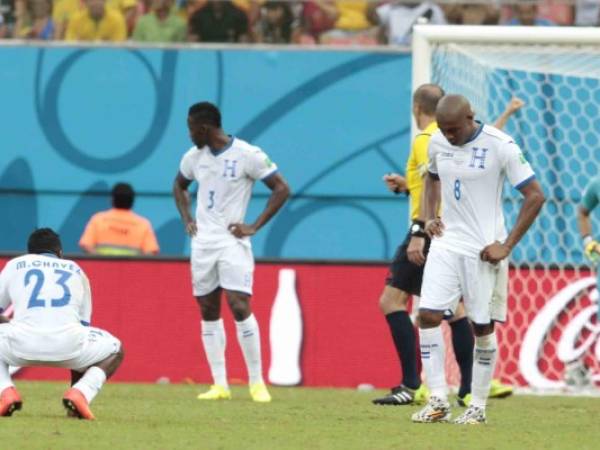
[188,102,221,128]
[28,228,62,256]
[112,182,135,209]
[413,84,445,116]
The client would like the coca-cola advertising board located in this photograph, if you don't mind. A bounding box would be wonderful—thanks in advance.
[0,257,596,389]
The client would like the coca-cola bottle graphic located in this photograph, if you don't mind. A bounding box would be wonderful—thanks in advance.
[268,268,303,386]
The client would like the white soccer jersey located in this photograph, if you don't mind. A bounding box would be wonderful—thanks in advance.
[428,124,535,257]
[0,254,92,361]
[179,136,278,249]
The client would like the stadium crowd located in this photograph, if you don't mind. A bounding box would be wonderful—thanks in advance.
[0,0,598,45]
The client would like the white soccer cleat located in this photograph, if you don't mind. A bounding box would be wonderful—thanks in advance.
[411,396,451,423]
[453,405,487,425]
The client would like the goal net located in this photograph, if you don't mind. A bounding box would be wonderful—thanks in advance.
[413,25,600,393]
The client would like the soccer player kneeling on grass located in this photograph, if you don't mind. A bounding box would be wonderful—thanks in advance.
[411,95,544,425]
[0,228,124,420]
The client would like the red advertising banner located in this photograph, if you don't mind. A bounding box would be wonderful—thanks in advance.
[1,257,597,389]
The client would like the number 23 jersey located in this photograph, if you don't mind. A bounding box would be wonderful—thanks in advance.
[0,254,92,360]
[179,136,278,249]
[427,124,535,258]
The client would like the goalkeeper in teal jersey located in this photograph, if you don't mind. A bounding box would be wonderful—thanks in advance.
[578,176,600,264]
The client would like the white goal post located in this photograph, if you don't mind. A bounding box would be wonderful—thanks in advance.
[411,25,600,392]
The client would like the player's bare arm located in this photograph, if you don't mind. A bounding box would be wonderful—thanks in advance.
[481,179,545,264]
[423,173,444,238]
[493,97,525,130]
[173,172,197,236]
[577,205,600,260]
[382,173,407,194]
[229,173,290,238]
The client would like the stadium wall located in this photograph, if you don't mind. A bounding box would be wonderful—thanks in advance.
[0,44,413,260]
[5,257,595,389]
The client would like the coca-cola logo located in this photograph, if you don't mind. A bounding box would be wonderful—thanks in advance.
[519,277,599,389]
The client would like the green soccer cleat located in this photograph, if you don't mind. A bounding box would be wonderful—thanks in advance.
[413,384,430,405]
[488,379,513,399]
[197,385,232,401]
[456,393,472,407]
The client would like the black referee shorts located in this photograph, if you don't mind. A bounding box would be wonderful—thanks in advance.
[385,231,432,296]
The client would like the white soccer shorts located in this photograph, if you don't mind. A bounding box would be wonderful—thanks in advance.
[191,242,254,296]
[420,246,508,324]
[0,325,121,372]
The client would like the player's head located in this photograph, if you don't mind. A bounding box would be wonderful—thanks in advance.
[27,228,63,257]
[187,102,222,148]
[112,182,135,209]
[435,94,476,146]
[412,84,445,119]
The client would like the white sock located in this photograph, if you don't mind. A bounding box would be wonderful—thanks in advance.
[471,332,498,409]
[235,314,263,385]
[419,326,447,401]
[0,361,14,392]
[73,366,106,404]
[201,319,228,388]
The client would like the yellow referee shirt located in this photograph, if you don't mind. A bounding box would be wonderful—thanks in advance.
[405,121,438,220]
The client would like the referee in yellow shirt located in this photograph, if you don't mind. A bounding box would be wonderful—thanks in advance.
[373,85,523,406]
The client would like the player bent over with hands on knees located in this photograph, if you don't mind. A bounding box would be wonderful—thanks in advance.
[0,228,124,420]
[173,102,290,403]
[411,95,544,425]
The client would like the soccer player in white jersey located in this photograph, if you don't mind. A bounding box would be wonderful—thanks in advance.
[0,228,124,420]
[173,102,290,403]
[411,95,545,424]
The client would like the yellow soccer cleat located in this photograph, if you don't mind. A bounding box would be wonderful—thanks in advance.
[197,385,231,401]
[249,383,272,403]
[413,384,430,405]
[488,379,513,399]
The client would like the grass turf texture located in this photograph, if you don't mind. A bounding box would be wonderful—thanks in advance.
[3,382,600,450]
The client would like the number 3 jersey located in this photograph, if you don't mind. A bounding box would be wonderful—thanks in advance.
[179,136,278,249]
[0,254,92,361]
[427,124,536,258]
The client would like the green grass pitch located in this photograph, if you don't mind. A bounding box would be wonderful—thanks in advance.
[3,381,600,450]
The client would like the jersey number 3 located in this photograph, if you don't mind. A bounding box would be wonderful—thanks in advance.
[25,269,72,309]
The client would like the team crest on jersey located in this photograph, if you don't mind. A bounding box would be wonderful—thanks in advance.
[469,147,488,169]
[223,159,238,178]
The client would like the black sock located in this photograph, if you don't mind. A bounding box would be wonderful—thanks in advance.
[385,311,420,390]
[450,317,474,398]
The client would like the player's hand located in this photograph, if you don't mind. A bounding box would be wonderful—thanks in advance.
[584,239,600,264]
[407,236,426,266]
[425,218,444,238]
[229,223,256,238]
[185,220,197,237]
[506,97,525,114]
[382,173,406,194]
[480,241,511,264]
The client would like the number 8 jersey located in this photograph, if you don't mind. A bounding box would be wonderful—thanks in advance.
[0,254,92,361]
[179,136,278,249]
[427,124,536,258]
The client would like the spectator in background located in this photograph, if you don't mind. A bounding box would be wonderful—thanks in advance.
[132,0,186,42]
[255,1,294,43]
[0,0,15,37]
[320,0,378,45]
[443,2,500,25]
[575,0,600,26]
[15,0,55,39]
[374,1,445,46]
[65,0,127,41]
[188,0,249,42]
[52,0,83,39]
[506,1,555,26]
[108,0,139,36]
[79,183,160,256]
[297,0,336,44]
